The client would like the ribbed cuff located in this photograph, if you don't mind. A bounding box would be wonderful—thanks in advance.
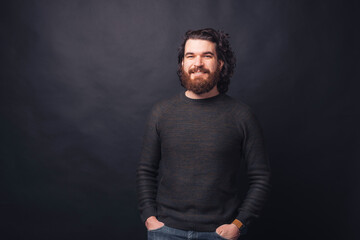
[140,206,157,223]
[234,216,248,235]
[236,211,254,228]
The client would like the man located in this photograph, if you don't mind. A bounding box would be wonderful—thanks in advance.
[136,28,271,240]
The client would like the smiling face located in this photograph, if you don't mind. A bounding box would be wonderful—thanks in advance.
[181,39,224,94]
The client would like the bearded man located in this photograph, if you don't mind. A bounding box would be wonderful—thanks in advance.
[136,28,271,240]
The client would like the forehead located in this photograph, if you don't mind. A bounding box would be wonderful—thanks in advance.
[184,39,216,54]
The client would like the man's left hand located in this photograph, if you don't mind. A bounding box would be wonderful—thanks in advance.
[215,223,240,240]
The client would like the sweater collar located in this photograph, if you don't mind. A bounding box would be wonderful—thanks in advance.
[180,90,225,104]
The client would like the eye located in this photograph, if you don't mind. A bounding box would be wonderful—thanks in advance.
[186,55,194,59]
[204,55,212,58]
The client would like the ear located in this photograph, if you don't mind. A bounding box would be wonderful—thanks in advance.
[182,59,184,67]
[219,60,224,70]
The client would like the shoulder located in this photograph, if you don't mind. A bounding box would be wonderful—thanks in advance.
[223,95,254,116]
[224,95,260,127]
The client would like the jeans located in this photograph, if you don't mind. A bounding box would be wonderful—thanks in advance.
[147,225,230,240]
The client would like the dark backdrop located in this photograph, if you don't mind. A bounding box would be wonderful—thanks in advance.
[1,1,359,239]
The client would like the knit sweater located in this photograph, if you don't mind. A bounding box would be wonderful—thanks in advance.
[136,90,271,232]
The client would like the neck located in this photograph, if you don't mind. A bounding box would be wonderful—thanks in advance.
[185,86,220,99]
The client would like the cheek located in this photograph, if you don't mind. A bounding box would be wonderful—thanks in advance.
[183,63,191,71]
[212,62,220,71]
[207,63,217,71]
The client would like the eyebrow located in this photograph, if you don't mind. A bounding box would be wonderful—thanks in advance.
[185,51,215,56]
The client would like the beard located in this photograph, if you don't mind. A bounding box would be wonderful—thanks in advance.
[181,65,221,95]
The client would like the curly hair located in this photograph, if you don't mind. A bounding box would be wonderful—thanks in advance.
[177,28,236,93]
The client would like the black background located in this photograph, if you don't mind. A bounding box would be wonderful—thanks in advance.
[1,1,359,239]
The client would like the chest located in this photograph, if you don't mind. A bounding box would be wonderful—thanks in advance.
[159,108,243,155]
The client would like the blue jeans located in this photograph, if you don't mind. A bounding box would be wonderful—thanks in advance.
[147,225,230,240]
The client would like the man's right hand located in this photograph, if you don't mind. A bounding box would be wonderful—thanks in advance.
[145,216,165,231]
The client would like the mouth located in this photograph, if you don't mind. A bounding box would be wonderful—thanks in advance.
[190,68,209,75]
[191,71,207,76]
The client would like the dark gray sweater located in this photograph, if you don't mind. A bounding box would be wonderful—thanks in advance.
[136,90,271,232]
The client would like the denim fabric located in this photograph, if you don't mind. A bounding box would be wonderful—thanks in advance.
[147,225,230,240]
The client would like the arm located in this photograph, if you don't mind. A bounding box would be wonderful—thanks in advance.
[216,107,270,239]
[235,108,271,229]
[136,104,162,223]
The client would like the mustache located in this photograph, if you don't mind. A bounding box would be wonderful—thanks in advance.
[188,66,210,74]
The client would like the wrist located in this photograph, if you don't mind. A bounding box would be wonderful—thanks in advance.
[232,219,244,230]
[232,219,248,235]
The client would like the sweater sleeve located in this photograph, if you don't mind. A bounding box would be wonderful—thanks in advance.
[235,108,271,228]
[136,104,162,223]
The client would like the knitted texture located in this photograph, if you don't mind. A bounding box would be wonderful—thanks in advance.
[136,90,271,232]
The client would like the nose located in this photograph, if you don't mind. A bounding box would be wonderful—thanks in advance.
[194,56,203,67]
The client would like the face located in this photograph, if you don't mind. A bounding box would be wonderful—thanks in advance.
[181,39,224,94]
